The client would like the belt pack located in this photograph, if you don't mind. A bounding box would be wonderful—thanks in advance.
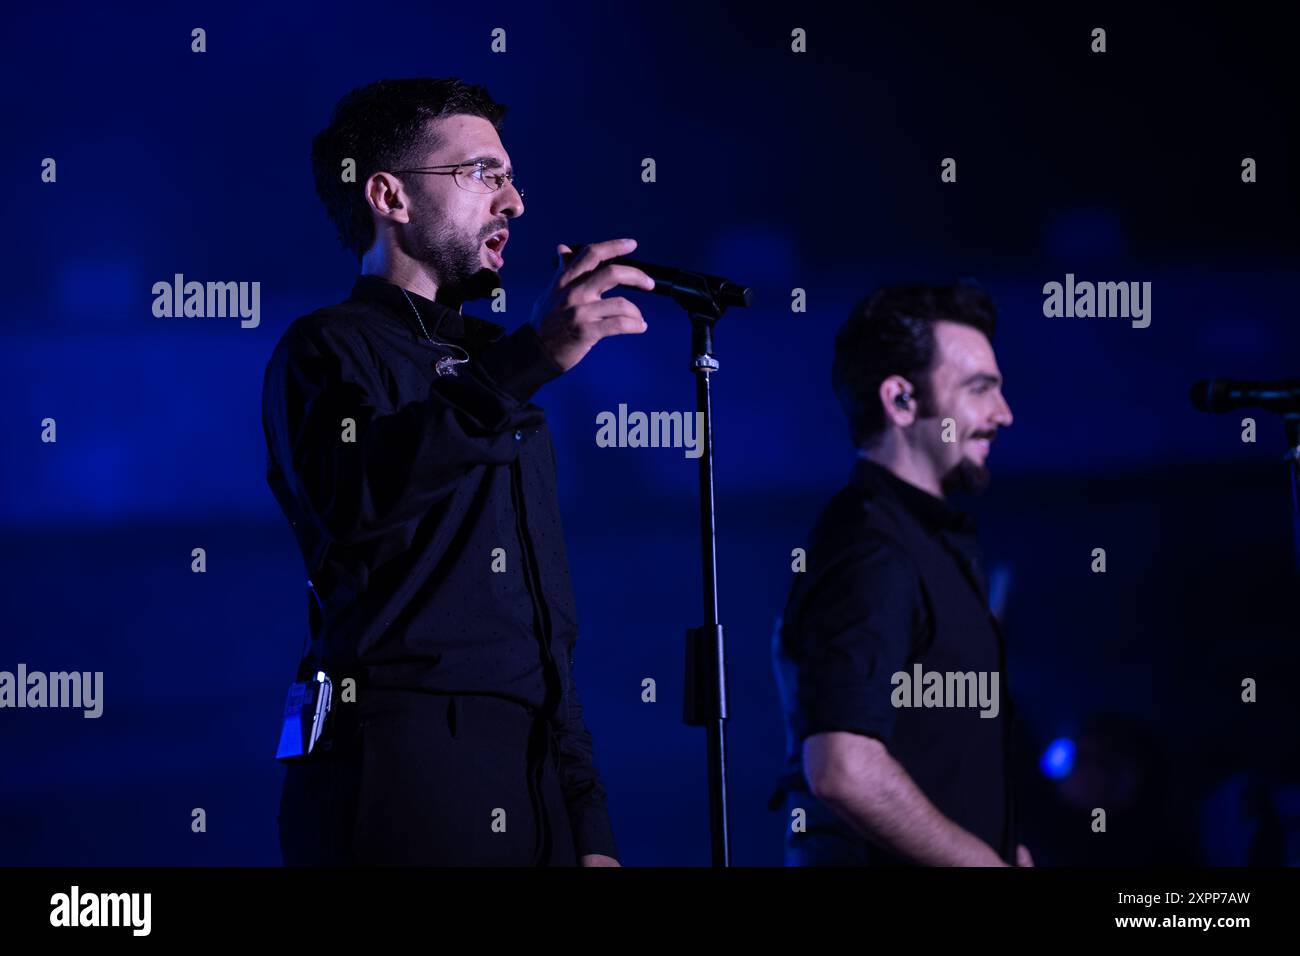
[275,670,334,762]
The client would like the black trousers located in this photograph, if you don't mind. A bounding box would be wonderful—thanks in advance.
[278,687,578,866]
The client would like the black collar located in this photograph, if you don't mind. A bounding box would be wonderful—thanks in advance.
[850,456,977,537]
[347,275,468,340]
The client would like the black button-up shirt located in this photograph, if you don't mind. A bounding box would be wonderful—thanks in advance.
[261,275,617,859]
[772,457,1016,865]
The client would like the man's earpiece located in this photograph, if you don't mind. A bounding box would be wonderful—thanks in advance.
[894,391,912,409]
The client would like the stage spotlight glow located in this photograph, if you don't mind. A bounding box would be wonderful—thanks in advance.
[1040,737,1076,779]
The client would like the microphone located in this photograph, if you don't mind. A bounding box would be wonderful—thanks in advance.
[1190,379,1300,414]
[561,245,753,310]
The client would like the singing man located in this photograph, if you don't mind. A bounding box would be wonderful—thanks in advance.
[263,77,655,866]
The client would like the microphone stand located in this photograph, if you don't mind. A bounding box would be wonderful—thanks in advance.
[1285,414,1300,575]
[568,245,752,865]
[670,273,747,868]
[1192,380,1300,576]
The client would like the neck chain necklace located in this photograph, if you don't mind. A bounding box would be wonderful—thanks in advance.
[401,287,471,378]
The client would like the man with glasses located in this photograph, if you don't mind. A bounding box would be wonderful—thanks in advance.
[263,78,654,866]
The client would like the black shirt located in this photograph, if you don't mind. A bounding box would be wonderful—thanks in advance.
[261,275,617,860]
[772,457,1016,865]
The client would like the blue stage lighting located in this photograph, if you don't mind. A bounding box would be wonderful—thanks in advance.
[1040,737,1076,779]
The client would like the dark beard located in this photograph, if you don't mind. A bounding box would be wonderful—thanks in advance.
[403,195,502,306]
[422,235,499,306]
[941,457,991,496]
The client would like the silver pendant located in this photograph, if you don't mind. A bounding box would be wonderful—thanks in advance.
[435,356,467,377]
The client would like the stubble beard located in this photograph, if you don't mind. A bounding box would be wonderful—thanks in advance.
[404,201,501,306]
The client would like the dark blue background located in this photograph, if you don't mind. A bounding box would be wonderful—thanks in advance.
[3,2,1297,865]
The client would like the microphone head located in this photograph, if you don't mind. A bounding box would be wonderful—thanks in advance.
[719,282,754,309]
[1189,380,1210,412]
[1189,379,1226,413]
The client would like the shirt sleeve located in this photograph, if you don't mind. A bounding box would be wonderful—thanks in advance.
[262,317,563,550]
[549,652,620,861]
[787,536,925,748]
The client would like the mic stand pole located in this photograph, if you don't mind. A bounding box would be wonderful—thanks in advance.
[676,282,734,868]
[1284,413,1300,575]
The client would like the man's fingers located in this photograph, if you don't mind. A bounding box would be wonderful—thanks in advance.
[557,238,638,288]
[595,312,648,337]
[576,296,636,320]
[588,298,647,337]
[571,297,646,336]
[575,263,656,299]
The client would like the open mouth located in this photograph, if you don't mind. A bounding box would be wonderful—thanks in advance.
[483,230,509,269]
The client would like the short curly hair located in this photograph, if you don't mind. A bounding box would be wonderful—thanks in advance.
[310,78,507,260]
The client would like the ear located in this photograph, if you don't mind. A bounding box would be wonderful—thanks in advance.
[364,171,410,224]
[879,375,916,427]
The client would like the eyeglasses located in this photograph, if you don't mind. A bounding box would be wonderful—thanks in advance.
[391,162,523,199]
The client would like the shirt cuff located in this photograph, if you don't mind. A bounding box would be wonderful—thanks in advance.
[570,804,620,862]
[475,323,565,405]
